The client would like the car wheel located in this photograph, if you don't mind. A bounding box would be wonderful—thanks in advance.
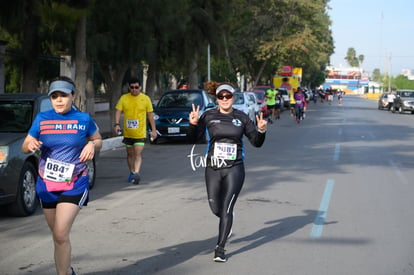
[86,158,96,190]
[150,137,158,144]
[391,106,396,113]
[399,106,404,114]
[7,161,38,216]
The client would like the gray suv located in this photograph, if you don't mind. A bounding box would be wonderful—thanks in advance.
[0,94,96,216]
[392,90,414,114]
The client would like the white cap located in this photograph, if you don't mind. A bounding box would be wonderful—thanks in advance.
[216,84,235,95]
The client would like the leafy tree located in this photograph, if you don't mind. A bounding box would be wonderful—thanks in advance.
[345,47,363,67]
[225,0,333,87]
[0,0,41,93]
[88,0,163,130]
[372,68,381,82]
[393,75,414,90]
[358,54,364,66]
[38,0,95,111]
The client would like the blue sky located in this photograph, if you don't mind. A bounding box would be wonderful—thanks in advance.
[328,0,414,76]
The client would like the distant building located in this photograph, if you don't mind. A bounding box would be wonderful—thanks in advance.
[323,65,369,94]
[402,69,414,80]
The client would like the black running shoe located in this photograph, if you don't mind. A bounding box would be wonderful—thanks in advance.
[214,246,227,262]
[71,267,77,275]
[133,173,141,185]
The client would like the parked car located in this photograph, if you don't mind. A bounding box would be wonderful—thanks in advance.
[244,91,261,114]
[232,92,257,124]
[277,88,290,108]
[0,93,97,216]
[392,90,414,114]
[152,89,216,143]
[377,92,389,110]
[248,85,271,93]
[245,90,267,116]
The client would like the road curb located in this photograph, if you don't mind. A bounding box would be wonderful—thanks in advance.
[101,136,123,152]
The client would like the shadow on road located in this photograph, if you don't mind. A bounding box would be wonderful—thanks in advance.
[84,210,339,274]
[84,236,216,274]
[228,209,335,258]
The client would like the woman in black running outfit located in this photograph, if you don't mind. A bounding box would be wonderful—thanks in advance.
[188,81,267,262]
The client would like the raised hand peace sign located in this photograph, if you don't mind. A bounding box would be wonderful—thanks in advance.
[189,104,200,125]
[256,112,267,132]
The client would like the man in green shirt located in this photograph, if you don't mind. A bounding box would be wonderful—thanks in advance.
[266,84,278,123]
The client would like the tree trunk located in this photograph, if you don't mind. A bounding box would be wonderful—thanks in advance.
[0,41,6,94]
[253,60,268,86]
[100,63,129,136]
[146,62,157,99]
[21,0,39,94]
[188,54,198,89]
[74,16,88,112]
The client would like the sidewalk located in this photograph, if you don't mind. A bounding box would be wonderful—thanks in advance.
[91,110,123,152]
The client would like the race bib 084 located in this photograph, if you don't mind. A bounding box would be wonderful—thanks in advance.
[44,158,75,183]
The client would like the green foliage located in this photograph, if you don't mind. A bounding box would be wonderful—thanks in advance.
[372,68,382,82]
[5,66,20,93]
[393,75,414,90]
[1,0,333,94]
[345,48,364,67]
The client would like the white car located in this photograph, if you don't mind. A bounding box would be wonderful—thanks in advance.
[277,88,290,108]
[233,92,257,124]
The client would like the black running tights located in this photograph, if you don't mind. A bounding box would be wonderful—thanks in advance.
[205,164,245,248]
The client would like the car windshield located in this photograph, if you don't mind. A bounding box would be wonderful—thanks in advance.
[254,92,265,100]
[158,92,203,108]
[250,87,269,92]
[0,101,34,132]
[401,91,414,97]
[234,93,244,104]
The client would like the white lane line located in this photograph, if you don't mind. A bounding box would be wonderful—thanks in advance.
[311,179,335,238]
[333,144,340,161]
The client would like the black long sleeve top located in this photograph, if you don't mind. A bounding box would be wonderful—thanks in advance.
[188,108,265,169]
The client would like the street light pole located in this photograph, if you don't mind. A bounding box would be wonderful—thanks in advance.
[388,52,392,92]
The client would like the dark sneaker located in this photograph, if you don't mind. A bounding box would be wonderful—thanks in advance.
[133,173,141,185]
[213,246,227,262]
[71,267,77,275]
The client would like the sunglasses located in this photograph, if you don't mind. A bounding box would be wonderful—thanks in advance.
[217,94,233,100]
[130,85,140,89]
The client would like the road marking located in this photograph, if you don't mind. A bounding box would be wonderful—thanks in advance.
[333,144,340,161]
[389,160,408,185]
[311,179,335,238]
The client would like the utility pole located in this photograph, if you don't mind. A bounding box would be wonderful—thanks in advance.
[388,52,392,92]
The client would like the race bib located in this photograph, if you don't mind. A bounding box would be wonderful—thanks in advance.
[296,100,302,104]
[126,119,139,129]
[44,158,75,182]
[214,142,237,160]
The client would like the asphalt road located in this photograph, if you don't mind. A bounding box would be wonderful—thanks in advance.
[1,95,414,275]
